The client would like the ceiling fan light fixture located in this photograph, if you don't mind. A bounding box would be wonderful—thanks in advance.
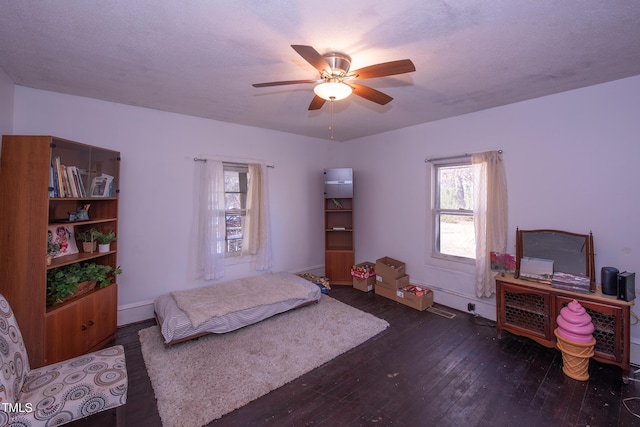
[313,81,352,101]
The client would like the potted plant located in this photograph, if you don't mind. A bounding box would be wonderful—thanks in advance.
[94,230,116,253]
[46,241,60,265]
[46,262,122,305]
[76,228,98,253]
[83,262,122,288]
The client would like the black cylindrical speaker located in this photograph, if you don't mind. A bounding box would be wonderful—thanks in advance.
[601,267,619,296]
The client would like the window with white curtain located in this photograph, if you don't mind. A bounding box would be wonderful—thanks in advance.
[432,158,476,261]
[197,159,273,280]
[429,151,507,297]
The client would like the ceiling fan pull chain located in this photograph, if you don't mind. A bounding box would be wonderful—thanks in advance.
[329,96,335,140]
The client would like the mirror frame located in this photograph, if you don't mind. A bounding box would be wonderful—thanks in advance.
[515,228,595,289]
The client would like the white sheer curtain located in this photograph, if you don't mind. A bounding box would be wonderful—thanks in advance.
[472,151,508,297]
[242,163,273,270]
[197,159,226,280]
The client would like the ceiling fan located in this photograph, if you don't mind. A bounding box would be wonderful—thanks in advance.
[252,45,416,110]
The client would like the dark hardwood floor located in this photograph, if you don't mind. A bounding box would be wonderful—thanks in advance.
[70,287,640,427]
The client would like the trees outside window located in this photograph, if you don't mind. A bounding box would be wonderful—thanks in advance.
[434,161,475,260]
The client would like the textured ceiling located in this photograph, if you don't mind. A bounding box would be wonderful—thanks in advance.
[1,1,639,141]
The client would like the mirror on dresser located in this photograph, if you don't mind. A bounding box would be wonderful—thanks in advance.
[514,228,595,292]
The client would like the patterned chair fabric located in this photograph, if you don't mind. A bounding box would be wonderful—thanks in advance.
[0,294,127,426]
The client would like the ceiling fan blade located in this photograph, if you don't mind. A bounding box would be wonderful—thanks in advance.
[291,45,331,73]
[351,83,393,105]
[308,95,327,110]
[252,79,317,88]
[351,59,416,80]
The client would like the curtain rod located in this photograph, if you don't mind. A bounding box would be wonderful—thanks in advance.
[193,157,275,168]
[425,149,503,163]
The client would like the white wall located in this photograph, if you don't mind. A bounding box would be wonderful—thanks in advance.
[342,75,640,360]
[0,66,14,136]
[13,87,336,323]
[10,75,640,362]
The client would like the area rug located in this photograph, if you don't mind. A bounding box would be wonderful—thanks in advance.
[139,294,389,427]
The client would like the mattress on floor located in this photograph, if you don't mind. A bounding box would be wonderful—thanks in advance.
[154,271,321,344]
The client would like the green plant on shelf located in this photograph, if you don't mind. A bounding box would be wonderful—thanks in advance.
[93,230,117,244]
[47,262,122,305]
[76,228,98,243]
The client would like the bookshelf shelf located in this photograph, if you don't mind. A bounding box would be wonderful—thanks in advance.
[49,217,118,227]
[47,250,117,270]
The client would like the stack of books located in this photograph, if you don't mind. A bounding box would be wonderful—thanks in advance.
[50,157,87,198]
[551,272,591,294]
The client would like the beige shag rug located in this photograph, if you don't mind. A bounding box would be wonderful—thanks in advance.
[139,294,389,427]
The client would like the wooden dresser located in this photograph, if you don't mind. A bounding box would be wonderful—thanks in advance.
[496,273,633,382]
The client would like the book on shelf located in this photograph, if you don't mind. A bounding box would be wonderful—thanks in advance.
[50,159,89,198]
[68,166,86,198]
[49,162,56,197]
[54,157,65,197]
[63,166,77,198]
[75,167,87,197]
[90,174,114,197]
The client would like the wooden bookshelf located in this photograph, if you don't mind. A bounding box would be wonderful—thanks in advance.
[324,169,354,285]
[0,135,120,367]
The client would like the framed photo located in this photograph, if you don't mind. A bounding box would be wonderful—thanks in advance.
[90,174,114,197]
[47,225,79,258]
[490,251,516,273]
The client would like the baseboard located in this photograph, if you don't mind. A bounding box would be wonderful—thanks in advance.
[117,299,155,326]
[408,278,497,321]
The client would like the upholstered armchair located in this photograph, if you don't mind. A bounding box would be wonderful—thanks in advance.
[0,294,128,426]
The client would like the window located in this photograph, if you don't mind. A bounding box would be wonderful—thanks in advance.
[223,163,249,256]
[433,160,476,260]
[198,159,272,280]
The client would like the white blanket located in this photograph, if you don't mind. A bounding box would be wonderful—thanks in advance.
[171,273,311,328]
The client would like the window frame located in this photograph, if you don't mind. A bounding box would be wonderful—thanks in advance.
[223,162,249,258]
[431,157,476,264]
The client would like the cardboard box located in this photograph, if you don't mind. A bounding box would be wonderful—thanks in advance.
[351,262,375,279]
[353,276,375,292]
[376,274,410,291]
[351,261,376,292]
[396,285,434,311]
[375,257,406,282]
[374,283,397,301]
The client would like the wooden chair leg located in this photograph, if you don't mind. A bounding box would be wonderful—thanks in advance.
[116,404,126,427]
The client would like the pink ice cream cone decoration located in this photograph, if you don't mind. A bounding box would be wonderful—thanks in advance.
[554,299,596,381]
[556,300,595,343]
